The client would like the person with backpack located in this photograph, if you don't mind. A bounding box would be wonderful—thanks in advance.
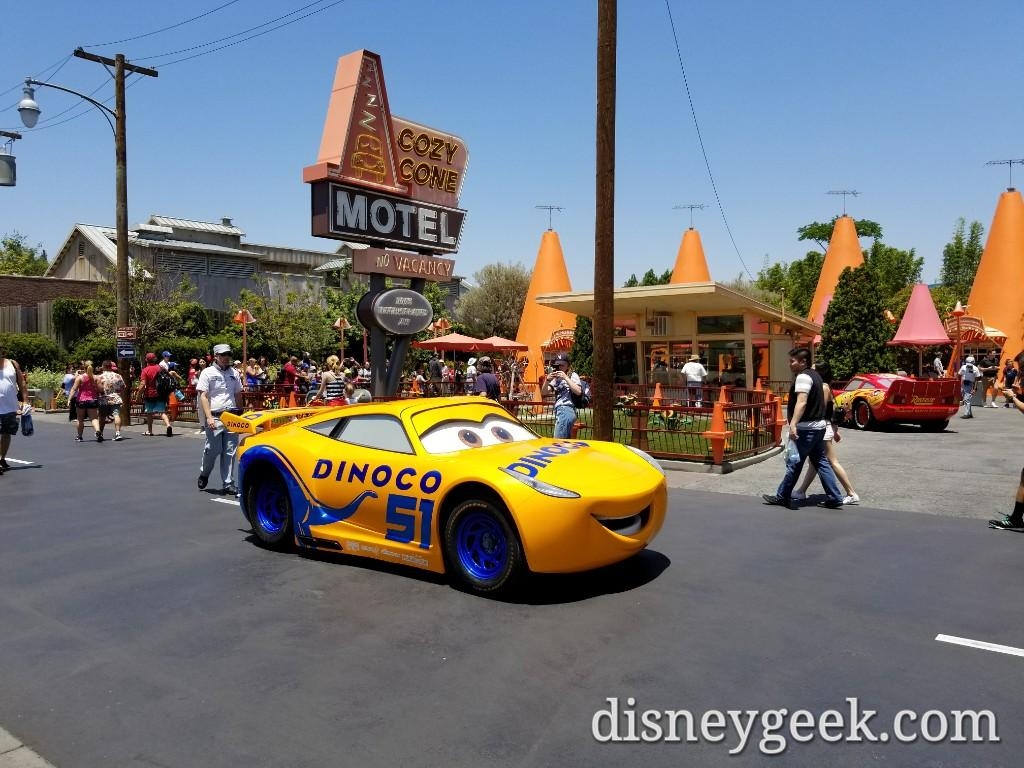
[140,351,174,436]
[545,352,586,439]
[958,355,981,419]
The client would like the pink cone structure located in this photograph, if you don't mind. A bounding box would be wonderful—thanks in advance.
[968,189,1024,366]
[670,228,711,283]
[889,284,950,346]
[515,230,577,385]
[808,215,864,323]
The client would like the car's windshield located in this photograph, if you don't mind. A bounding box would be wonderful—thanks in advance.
[413,405,537,454]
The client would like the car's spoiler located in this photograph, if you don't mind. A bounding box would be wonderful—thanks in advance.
[220,407,326,435]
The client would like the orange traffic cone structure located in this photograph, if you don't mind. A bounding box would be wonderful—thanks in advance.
[652,382,664,408]
[808,215,864,323]
[168,391,179,422]
[968,188,1024,367]
[515,230,577,398]
[288,391,297,408]
[702,399,734,465]
[670,227,711,283]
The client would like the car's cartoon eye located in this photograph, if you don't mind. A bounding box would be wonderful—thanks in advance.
[490,425,514,442]
[459,429,482,447]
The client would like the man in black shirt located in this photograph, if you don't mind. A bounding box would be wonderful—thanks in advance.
[763,347,844,510]
[980,349,1000,407]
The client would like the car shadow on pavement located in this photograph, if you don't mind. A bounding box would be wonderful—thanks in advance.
[240,532,670,603]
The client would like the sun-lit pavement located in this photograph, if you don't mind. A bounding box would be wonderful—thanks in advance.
[1,408,1021,767]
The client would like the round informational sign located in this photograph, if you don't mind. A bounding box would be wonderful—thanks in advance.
[356,288,434,335]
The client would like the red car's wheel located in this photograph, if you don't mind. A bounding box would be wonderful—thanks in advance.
[852,399,874,431]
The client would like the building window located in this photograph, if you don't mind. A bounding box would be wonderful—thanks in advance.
[704,341,747,387]
[78,241,85,257]
[697,315,744,334]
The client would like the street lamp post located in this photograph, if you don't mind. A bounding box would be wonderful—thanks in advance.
[17,48,157,422]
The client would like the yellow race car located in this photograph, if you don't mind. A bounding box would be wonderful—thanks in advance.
[222,397,666,594]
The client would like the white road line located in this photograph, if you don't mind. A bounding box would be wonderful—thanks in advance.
[5,458,34,465]
[211,497,240,506]
[936,634,1024,658]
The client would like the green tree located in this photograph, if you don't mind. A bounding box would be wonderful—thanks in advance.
[455,262,530,339]
[818,266,897,379]
[939,218,984,299]
[622,268,672,287]
[754,251,823,318]
[569,316,593,376]
[796,218,883,251]
[0,232,49,275]
[226,280,335,362]
[863,240,922,300]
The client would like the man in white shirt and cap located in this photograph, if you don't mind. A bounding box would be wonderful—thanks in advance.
[197,343,243,495]
[680,353,708,407]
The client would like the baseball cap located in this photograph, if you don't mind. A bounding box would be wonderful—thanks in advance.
[162,350,171,357]
[552,353,570,366]
[477,356,492,366]
[213,343,232,355]
[966,356,975,363]
[145,352,157,362]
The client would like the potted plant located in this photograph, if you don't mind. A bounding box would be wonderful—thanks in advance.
[25,368,64,410]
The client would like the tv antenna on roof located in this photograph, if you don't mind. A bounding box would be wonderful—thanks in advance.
[673,203,705,228]
[985,158,1024,190]
[535,205,564,230]
[827,190,860,216]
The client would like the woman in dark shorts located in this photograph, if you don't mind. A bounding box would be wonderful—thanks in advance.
[69,361,104,442]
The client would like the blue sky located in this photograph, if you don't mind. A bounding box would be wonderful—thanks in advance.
[2,0,1022,290]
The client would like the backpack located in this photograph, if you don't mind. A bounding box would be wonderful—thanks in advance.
[570,379,592,409]
[962,364,978,383]
[155,368,174,398]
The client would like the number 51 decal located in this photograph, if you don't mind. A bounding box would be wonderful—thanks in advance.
[385,494,435,549]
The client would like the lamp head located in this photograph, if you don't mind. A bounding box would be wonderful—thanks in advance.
[17,82,40,129]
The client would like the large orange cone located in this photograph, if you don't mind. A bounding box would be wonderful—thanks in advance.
[652,382,664,408]
[515,229,577,392]
[968,189,1024,367]
[808,215,864,323]
[670,228,711,283]
[702,400,734,465]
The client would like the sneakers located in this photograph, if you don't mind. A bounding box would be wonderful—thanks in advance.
[843,494,860,505]
[74,435,83,442]
[817,499,843,509]
[0,458,8,471]
[791,490,807,501]
[197,475,209,490]
[988,516,1024,532]
[762,494,797,510]
[960,414,973,419]
[95,431,104,442]
[222,484,239,497]
[113,432,123,441]
[166,426,173,437]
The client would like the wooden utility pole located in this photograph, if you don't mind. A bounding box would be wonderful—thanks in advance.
[593,0,616,440]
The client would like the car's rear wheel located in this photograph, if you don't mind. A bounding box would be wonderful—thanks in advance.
[444,499,524,594]
[247,470,293,550]
[852,399,874,430]
[921,420,948,432]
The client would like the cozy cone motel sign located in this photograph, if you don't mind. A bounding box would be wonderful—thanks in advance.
[304,49,468,253]
[303,49,468,394]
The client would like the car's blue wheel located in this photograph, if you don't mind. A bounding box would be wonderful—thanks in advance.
[444,499,523,594]
[247,470,293,549]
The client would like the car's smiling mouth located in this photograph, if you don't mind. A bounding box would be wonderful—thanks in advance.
[595,506,651,536]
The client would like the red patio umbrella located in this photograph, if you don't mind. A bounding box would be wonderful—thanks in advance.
[480,335,528,352]
[412,332,489,352]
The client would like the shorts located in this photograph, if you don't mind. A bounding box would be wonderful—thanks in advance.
[144,398,167,414]
[0,412,18,436]
[824,424,834,442]
[100,403,122,418]
[76,399,100,411]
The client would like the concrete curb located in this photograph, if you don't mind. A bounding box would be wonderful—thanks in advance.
[0,728,55,767]
[660,445,784,475]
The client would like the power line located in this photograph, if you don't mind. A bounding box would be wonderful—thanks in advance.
[663,0,754,281]
[132,0,343,64]
[0,54,74,108]
[84,0,244,47]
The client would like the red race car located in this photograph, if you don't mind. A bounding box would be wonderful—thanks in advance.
[833,373,960,431]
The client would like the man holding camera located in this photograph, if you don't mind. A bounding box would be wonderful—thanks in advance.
[545,353,583,439]
[990,376,1024,531]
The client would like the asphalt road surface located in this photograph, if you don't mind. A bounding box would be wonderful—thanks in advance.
[1,410,1021,767]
